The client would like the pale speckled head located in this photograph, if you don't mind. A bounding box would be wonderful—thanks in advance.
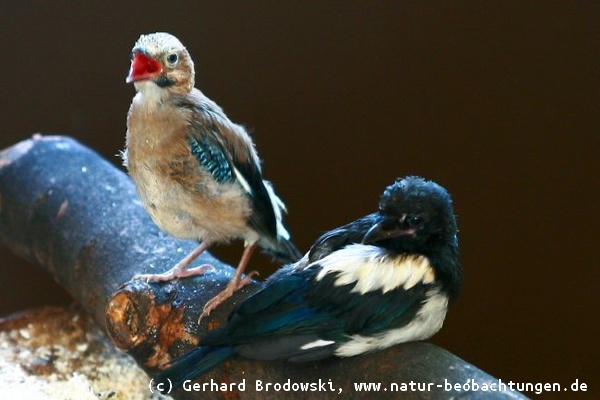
[127,32,195,93]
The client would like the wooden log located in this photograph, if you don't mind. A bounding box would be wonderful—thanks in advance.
[0,135,526,399]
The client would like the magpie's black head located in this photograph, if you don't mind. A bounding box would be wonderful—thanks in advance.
[362,176,458,255]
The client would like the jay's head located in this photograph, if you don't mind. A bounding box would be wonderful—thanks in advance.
[127,32,195,94]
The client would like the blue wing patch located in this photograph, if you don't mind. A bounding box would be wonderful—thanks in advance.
[188,135,234,183]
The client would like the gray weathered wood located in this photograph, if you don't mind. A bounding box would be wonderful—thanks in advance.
[0,135,527,399]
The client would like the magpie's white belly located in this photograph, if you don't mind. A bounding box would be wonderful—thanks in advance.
[335,289,449,357]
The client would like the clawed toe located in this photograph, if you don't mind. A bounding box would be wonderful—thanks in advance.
[133,263,215,283]
[199,271,259,322]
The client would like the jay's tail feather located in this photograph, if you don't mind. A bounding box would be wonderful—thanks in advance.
[261,180,303,263]
[263,237,303,264]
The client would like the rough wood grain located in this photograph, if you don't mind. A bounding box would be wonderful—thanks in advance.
[0,135,527,399]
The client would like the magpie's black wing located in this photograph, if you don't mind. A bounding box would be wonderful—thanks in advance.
[200,258,432,361]
[308,213,379,262]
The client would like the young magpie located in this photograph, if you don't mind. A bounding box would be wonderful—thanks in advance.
[154,176,462,388]
[123,32,302,317]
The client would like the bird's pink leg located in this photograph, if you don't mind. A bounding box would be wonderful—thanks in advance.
[134,241,214,282]
[200,244,258,320]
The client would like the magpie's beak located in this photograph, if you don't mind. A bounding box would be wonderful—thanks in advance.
[361,215,415,245]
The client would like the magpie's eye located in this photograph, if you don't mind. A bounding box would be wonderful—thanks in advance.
[406,215,424,228]
[166,53,178,64]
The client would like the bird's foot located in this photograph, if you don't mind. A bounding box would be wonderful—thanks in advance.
[199,270,259,321]
[134,264,215,283]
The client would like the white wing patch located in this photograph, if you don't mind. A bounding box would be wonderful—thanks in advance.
[300,339,335,350]
[262,180,290,240]
[335,289,449,357]
[314,244,435,294]
[233,166,253,195]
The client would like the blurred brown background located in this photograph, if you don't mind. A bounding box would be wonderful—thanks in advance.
[1,1,598,397]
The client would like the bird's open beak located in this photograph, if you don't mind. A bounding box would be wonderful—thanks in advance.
[361,217,415,245]
[126,52,162,83]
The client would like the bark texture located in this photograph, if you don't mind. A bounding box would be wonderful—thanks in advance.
[0,135,526,399]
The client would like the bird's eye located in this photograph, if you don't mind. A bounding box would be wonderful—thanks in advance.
[129,52,135,60]
[167,53,178,64]
[406,215,424,228]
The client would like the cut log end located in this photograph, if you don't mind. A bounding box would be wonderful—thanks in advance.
[106,280,202,369]
[105,281,153,350]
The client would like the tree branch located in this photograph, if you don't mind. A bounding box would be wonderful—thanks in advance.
[0,135,525,399]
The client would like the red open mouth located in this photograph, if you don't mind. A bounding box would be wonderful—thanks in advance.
[126,52,162,83]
